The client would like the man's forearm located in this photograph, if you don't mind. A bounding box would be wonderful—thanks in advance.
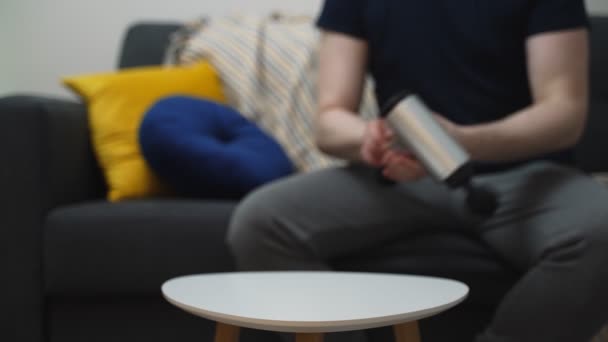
[459,99,587,162]
[315,109,367,161]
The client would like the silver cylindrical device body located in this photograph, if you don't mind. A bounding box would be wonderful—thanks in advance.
[385,95,470,183]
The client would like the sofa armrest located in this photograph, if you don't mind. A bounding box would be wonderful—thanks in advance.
[0,95,104,342]
[0,95,105,205]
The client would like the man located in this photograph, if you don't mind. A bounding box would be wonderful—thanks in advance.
[227,0,608,341]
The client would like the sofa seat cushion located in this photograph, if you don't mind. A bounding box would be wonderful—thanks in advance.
[44,200,517,302]
[44,200,238,295]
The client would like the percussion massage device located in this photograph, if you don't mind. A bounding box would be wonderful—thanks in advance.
[380,91,498,216]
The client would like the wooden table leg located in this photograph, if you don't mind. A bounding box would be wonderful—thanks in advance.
[393,321,421,342]
[214,322,240,342]
[295,333,324,342]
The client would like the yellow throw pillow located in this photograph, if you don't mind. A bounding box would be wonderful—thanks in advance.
[63,62,226,201]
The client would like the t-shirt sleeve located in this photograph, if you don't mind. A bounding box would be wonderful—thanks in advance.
[316,0,367,39]
[527,0,589,37]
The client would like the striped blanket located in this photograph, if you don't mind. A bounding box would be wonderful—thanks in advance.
[168,14,378,172]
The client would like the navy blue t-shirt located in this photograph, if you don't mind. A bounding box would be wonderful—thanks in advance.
[317,0,589,172]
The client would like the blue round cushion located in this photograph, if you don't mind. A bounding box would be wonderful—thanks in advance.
[139,96,294,199]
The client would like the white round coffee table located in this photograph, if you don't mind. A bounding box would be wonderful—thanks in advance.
[162,272,468,342]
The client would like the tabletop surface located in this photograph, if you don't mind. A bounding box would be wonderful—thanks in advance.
[162,272,469,333]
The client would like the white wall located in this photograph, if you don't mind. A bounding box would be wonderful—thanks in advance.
[589,0,608,14]
[0,0,323,98]
[1,0,606,99]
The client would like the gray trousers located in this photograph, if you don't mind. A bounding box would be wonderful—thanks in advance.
[227,161,608,342]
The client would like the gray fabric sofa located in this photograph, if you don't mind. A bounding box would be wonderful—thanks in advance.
[1,17,607,342]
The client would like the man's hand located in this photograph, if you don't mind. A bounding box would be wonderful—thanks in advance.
[360,120,392,167]
[360,120,426,182]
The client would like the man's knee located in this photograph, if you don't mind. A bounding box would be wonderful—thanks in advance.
[533,202,608,278]
[227,187,278,258]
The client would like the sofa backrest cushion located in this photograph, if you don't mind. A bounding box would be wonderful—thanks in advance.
[118,23,181,69]
[575,16,608,172]
[118,18,608,172]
